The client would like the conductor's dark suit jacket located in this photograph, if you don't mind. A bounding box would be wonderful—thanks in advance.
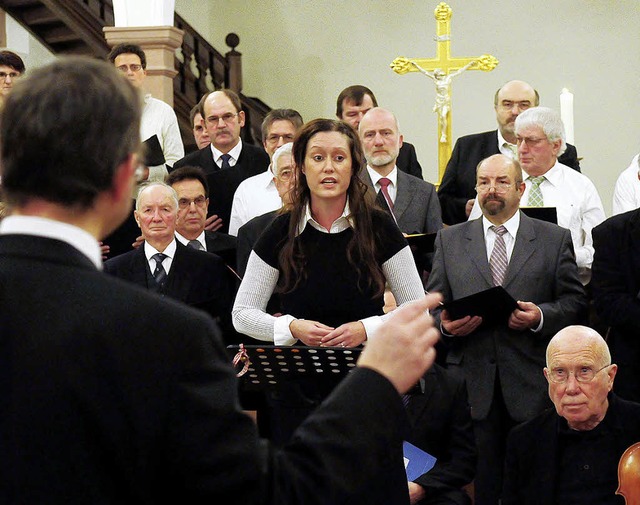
[0,233,413,504]
[172,143,270,233]
[438,130,581,225]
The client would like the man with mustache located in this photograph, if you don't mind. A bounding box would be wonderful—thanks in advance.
[426,154,587,505]
[438,80,581,225]
[172,89,270,233]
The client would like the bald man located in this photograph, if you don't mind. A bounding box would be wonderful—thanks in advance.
[503,326,640,505]
[438,80,581,225]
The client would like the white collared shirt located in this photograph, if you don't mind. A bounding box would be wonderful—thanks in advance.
[497,129,517,159]
[143,239,177,275]
[482,211,520,262]
[366,165,399,203]
[612,153,640,215]
[297,200,354,236]
[210,138,243,169]
[141,94,184,181]
[175,230,206,251]
[228,167,281,236]
[0,215,103,269]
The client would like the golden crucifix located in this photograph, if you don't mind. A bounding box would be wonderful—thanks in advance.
[391,2,498,181]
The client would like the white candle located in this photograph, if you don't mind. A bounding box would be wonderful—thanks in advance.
[560,88,574,145]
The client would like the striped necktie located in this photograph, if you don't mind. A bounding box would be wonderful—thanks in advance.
[187,240,203,251]
[489,225,508,286]
[151,253,167,287]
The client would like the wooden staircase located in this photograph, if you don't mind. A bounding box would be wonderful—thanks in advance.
[0,0,270,151]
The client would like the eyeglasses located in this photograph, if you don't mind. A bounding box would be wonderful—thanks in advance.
[266,133,295,145]
[0,71,21,80]
[116,64,143,73]
[205,113,238,126]
[515,136,548,147]
[475,181,515,194]
[178,196,207,209]
[498,100,532,112]
[546,364,611,384]
[276,169,294,182]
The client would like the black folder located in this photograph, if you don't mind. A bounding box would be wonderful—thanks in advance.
[141,135,165,167]
[405,233,437,254]
[521,206,557,224]
[441,286,518,327]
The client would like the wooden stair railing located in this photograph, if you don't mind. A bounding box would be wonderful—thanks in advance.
[0,0,270,149]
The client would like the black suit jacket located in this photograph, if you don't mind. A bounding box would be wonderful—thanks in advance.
[406,364,476,505]
[502,394,640,505]
[173,143,270,233]
[204,229,237,271]
[438,130,581,225]
[1,233,413,504]
[104,240,232,325]
[592,209,640,402]
[397,142,424,179]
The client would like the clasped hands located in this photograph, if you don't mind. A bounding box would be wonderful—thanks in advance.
[441,300,541,336]
[289,319,366,348]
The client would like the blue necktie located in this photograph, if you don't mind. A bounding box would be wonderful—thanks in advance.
[220,153,232,170]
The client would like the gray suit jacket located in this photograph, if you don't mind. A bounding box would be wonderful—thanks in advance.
[362,169,443,235]
[426,213,587,422]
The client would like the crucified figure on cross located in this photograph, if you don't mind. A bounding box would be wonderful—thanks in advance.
[411,60,475,143]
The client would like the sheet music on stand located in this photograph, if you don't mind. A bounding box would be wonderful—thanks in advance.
[228,344,361,391]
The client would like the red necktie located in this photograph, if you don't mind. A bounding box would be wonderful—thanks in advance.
[378,177,394,210]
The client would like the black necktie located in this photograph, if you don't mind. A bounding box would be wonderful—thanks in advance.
[220,153,232,170]
[151,253,167,287]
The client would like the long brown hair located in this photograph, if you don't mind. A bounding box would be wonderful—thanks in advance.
[277,118,386,297]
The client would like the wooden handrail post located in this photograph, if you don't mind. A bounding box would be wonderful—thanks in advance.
[225,33,242,93]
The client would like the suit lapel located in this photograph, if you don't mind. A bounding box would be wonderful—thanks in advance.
[393,171,413,221]
[625,210,640,294]
[503,213,536,288]
[163,242,191,300]
[129,247,151,288]
[465,219,494,287]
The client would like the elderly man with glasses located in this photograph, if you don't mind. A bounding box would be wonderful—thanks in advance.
[503,325,640,505]
[426,153,587,505]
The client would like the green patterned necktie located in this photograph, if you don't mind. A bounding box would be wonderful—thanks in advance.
[527,176,545,207]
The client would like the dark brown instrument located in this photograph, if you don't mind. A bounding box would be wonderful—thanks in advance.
[617,442,640,504]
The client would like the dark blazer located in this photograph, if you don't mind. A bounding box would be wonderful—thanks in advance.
[502,394,640,505]
[397,142,424,179]
[592,209,640,402]
[104,240,232,325]
[438,130,581,225]
[426,213,587,422]
[0,233,414,504]
[204,229,237,271]
[172,143,270,233]
[236,209,279,277]
[406,365,476,505]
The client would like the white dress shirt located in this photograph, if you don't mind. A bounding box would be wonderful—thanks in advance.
[228,167,281,236]
[612,153,640,215]
[143,240,176,275]
[211,138,243,169]
[140,94,184,181]
[497,129,517,159]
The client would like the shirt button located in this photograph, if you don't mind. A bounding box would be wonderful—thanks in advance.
[583,464,590,470]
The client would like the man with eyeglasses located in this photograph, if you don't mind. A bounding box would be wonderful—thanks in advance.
[228,109,303,236]
[107,44,184,182]
[0,50,25,107]
[166,166,237,270]
[426,153,586,505]
[503,325,640,505]
[104,182,233,336]
[173,89,270,234]
[468,106,605,285]
[438,80,581,225]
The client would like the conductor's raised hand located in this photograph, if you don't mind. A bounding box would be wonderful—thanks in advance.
[358,293,442,394]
